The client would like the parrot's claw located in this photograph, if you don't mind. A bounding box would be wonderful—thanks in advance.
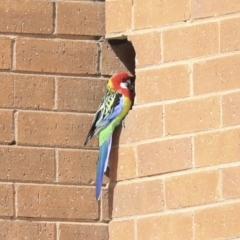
[122,120,125,128]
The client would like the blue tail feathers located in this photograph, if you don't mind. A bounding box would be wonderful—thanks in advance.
[96,136,112,200]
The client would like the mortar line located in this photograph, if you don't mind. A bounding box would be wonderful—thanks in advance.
[11,38,16,70]
[54,76,58,110]
[56,222,59,240]
[55,149,59,182]
[110,198,240,222]
[107,160,240,186]
[53,2,57,34]
[106,11,240,37]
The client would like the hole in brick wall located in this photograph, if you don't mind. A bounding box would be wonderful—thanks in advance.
[107,38,136,76]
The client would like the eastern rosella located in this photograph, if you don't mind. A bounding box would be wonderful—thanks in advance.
[84,72,134,200]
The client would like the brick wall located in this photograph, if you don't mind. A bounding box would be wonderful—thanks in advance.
[106,0,240,240]
[1,0,240,239]
[0,0,112,239]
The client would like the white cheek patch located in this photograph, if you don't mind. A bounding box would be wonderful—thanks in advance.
[120,82,128,89]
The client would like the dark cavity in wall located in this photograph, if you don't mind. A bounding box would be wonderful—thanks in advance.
[107,38,136,109]
[107,38,136,77]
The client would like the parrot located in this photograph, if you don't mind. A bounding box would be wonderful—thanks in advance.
[84,72,134,200]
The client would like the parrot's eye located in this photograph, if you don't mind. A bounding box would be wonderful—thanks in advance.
[121,78,126,82]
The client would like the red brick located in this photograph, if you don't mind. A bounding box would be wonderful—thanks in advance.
[109,146,136,181]
[16,38,98,75]
[195,202,240,240]
[0,146,54,182]
[109,220,135,240]
[129,32,161,67]
[59,224,108,240]
[192,0,240,19]
[165,170,220,209]
[57,1,105,36]
[58,149,98,184]
[222,166,240,199]
[163,23,218,61]
[17,185,98,220]
[221,17,240,52]
[0,38,12,69]
[0,110,14,144]
[0,1,53,34]
[194,129,240,167]
[165,97,220,135]
[134,0,190,29]
[116,105,163,144]
[222,91,240,126]
[0,221,55,240]
[101,41,135,76]
[0,74,14,107]
[0,184,13,217]
[106,0,131,33]
[111,179,163,218]
[137,212,193,240]
[57,77,106,112]
[135,65,190,104]
[193,55,240,94]
[137,138,192,177]
[17,111,98,148]
[14,75,54,110]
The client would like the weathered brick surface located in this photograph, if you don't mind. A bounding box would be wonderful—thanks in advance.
[109,220,135,240]
[57,1,105,36]
[193,55,240,94]
[0,38,12,70]
[165,170,220,209]
[101,41,135,76]
[0,110,14,144]
[0,1,53,34]
[57,77,106,112]
[129,32,161,67]
[163,23,218,61]
[106,0,131,33]
[165,97,220,135]
[222,91,240,126]
[0,184,13,217]
[59,224,108,240]
[0,147,54,182]
[191,0,240,19]
[116,105,163,144]
[0,221,55,240]
[109,146,136,181]
[135,65,190,104]
[58,149,98,184]
[194,202,240,240]
[14,75,54,110]
[194,128,240,167]
[16,38,98,74]
[111,179,163,218]
[17,111,97,148]
[0,74,14,107]
[137,212,193,240]
[137,138,192,177]
[17,185,98,220]
[221,17,240,52]
[222,165,240,199]
[133,0,190,29]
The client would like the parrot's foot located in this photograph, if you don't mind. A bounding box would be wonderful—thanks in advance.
[122,120,125,128]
